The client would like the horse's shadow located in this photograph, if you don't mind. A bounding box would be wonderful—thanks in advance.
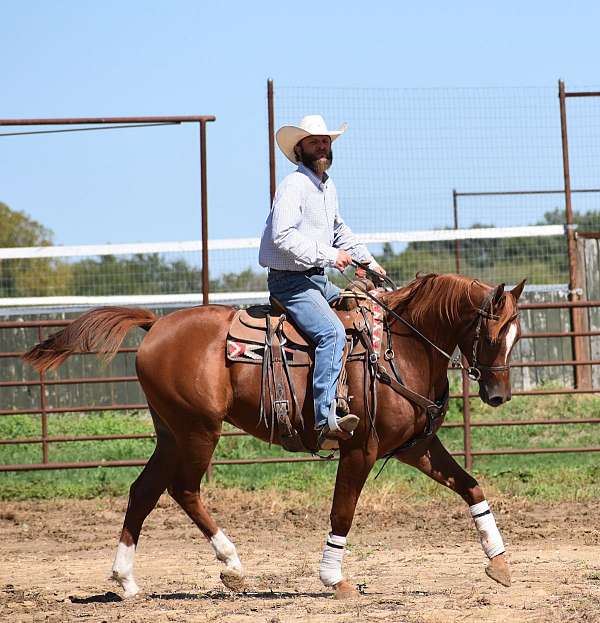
[70,592,123,604]
[69,589,336,604]
[150,590,334,600]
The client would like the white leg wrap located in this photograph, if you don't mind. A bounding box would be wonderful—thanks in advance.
[319,533,346,587]
[470,500,505,559]
[210,529,243,573]
[111,542,140,597]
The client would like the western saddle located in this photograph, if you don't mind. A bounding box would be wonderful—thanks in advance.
[226,285,385,453]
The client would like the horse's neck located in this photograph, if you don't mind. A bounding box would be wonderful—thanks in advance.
[391,298,473,394]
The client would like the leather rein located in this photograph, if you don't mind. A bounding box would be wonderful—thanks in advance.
[345,262,517,383]
[341,265,518,461]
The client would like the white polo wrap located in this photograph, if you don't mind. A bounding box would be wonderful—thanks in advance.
[319,533,346,586]
[210,529,243,572]
[470,500,505,559]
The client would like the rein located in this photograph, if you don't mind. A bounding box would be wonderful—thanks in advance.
[340,265,520,473]
[344,262,509,381]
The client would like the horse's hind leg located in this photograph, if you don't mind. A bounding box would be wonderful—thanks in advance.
[111,409,177,597]
[398,434,511,587]
[167,423,245,592]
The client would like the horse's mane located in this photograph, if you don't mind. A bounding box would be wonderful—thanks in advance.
[381,273,516,342]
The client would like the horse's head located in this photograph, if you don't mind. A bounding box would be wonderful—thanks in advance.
[458,279,526,407]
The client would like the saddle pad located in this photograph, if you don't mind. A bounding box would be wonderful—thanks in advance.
[226,338,311,366]
[226,297,384,366]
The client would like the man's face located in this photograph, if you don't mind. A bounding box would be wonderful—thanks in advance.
[295,135,333,175]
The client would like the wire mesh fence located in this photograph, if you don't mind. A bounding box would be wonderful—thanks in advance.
[2,87,600,474]
[0,246,267,300]
[273,83,600,287]
[0,226,568,307]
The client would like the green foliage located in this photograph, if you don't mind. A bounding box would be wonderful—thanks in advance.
[70,254,201,296]
[4,200,599,297]
[0,202,54,247]
[0,202,70,297]
[0,202,266,296]
[210,268,267,293]
[374,209,600,285]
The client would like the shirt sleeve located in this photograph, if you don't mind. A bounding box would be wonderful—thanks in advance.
[331,188,373,263]
[270,179,338,268]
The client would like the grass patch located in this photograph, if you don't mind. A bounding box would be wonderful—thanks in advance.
[1,393,599,501]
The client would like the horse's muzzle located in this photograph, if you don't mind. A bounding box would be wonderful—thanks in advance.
[479,383,511,407]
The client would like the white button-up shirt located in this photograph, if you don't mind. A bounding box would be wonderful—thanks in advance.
[259,164,374,271]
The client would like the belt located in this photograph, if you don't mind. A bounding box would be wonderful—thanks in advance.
[270,267,325,277]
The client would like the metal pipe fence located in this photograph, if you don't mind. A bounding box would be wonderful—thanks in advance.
[0,115,216,303]
[1,300,599,474]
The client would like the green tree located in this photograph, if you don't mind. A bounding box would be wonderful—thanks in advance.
[372,209,600,286]
[209,268,267,293]
[0,202,73,297]
[0,202,53,247]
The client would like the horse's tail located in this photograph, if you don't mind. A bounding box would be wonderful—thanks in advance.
[22,306,158,373]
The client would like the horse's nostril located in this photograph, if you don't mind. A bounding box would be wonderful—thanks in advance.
[488,396,504,407]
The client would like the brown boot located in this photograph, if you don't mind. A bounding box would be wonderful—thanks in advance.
[317,414,359,450]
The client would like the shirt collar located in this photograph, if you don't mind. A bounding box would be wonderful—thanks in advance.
[297,163,328,190]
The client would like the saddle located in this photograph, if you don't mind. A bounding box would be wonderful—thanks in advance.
[226,290,385,453]
[227,302,369,366]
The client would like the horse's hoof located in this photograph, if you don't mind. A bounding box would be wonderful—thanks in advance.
[220,568,246,592]
[333,580,358,599]
[485,553,511,587]
[111,570,140,598]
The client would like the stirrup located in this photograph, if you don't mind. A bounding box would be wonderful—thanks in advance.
[317,414,359,450]
[317,425,349,451]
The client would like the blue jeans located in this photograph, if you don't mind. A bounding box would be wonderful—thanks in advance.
[267,270,344,429]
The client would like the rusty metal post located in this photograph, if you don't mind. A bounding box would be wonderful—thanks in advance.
[452,189,461,274]
[558,80,589,388]
[37,326,49,464]
[267,78,276,207]
[199,119,210,306]
[462,357,473,470]
[199,118,212,478]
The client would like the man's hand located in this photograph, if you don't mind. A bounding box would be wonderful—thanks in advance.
[335,249,353,271]
[355,263,387,278]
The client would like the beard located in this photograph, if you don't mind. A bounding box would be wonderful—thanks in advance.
[297,147,333,175]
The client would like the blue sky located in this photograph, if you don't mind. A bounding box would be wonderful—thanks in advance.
[1,1,599,249]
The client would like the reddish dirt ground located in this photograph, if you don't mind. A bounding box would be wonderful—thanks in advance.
[1,489,599,622]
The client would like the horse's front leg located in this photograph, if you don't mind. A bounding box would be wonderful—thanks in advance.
[398,434,511,587]
[322,444,377,599]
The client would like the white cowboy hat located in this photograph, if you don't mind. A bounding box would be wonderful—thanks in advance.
[276,115,347,164]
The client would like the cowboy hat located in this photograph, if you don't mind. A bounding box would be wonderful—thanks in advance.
[276,115,347,164]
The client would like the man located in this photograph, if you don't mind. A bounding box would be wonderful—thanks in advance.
[259,115,386,449]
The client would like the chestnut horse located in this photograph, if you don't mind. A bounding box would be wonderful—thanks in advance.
[23,273,525,599]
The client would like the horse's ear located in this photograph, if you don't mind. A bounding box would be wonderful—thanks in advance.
[493,283,505,304]
[510,278,527,301]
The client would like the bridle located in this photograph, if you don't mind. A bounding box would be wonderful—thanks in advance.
[338,266,521,469]
[344,263,518,382]
[467,289,519,381]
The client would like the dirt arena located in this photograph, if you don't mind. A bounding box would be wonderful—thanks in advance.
[1,488,599,623]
